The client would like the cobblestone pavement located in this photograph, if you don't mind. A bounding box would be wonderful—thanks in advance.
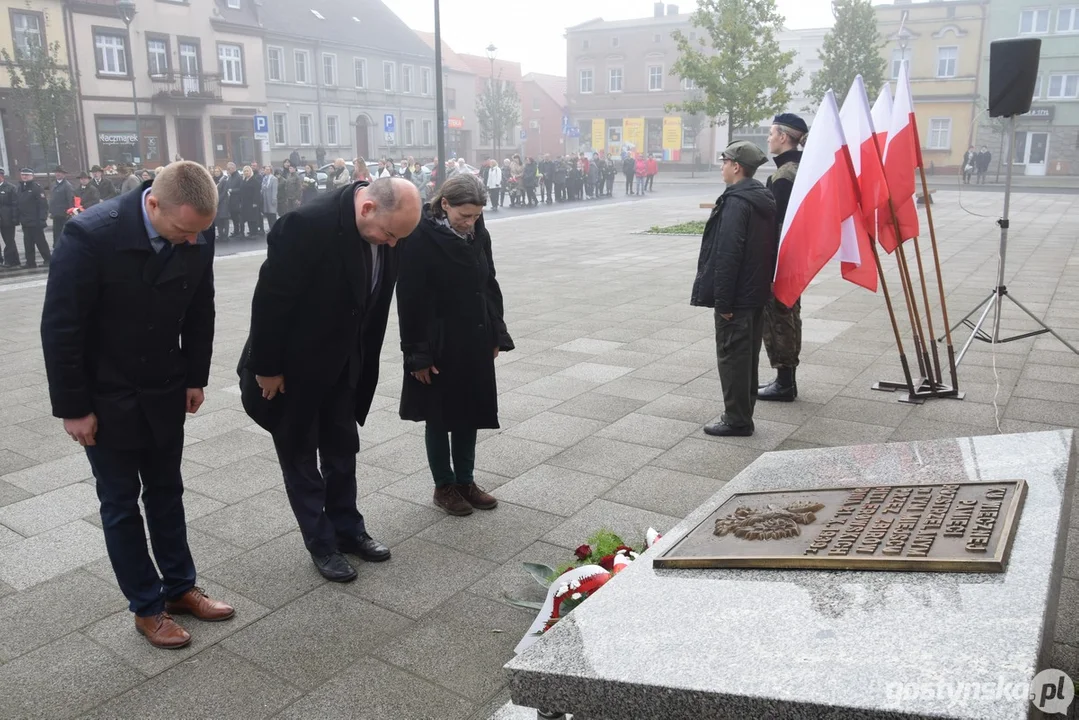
[0,188,1077,719]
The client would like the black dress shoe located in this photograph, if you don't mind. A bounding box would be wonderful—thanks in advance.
[310,552,357,582]
[339,532,391,563]
[703,422,753,437]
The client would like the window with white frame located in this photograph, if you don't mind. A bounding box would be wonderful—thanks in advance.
[682,76,697,90]
[927,118,951,149]
[648,64,663,91]
[323,53,337,86]
[422,119,432,145]
[384,61,396,91]
[403,65,414,93]
[1033,73,1043,97]
[226,0,240,8]
[218,44,243,85]
[95,33,127,76]
[579,68,593,93]
[326,115,340,145]
[1019,8,1050,33]
[421,67,432,95]
[891,49,910,79]
[354,58,367,88]
[1047,73,1079,98]
[404,119,415,146]
[299,114,313,145]
[267,47,284,82]
[12,12,42,55]
[1058,7,1079,31]
[936,46,958,78]
[147,39,168,77]
[272,112,288,145]
[608,67,623,92]
[295,50,310,84]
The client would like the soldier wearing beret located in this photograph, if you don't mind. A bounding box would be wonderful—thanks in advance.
[759,112,808,402]
[691,141,777,437]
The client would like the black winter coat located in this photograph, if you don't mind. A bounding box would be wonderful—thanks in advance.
[93,177,118,202]
[690,178,777,314]
[215,176,231,221]
[0,180,18,226]
[241,175,261,212]
[75,182,101,210]
[396,209,513,430]
[40,181,215,449]
[49,179,75,217]
[17,181,48,229]
[237,181,396,450]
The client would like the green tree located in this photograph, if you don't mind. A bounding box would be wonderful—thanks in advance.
[806,0,887,107]
[476,77,521,161]
[667,0,802,144]
[1,41,76,169]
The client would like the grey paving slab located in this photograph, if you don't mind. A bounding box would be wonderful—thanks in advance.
[555,362,635,383]
[495,391,563,422]
[514,375,600,401]
[182,454,285,504]
[1057,578,1079,646]
[550,392,647,423]
[0,481,99,536]
[815,394,915,428]
[0,633,144,719]
[381,469,512,508]
[547,437,662,481]
[372,591,532,702]
[594,376,680,402]
[0,451,93,495]
[86,645,302,719]
[493,464,618,517]
[359,491,446,546]
[357,432,432,474]
[418,501,562,563]
[203,531,327,609]
[650,438,761,479]
[628,362,710,384]
[0,522,21,547]
[0,450,35,478]
[596,412,706,450]
[555,338,625,355]
[469,540,570,607]
[542,498,681,551]
[604,466,727,519]
[278,656,475,720]
[224,583,411,691]
[636,392,718,424]
[789,415,895,447]
[474,434,563,477]
[1006,396,1079,427]
[887,416,987,443]
[182,428,276,469]
[345,537,496,619]
[84,580,270,677]
[183,407,256,440]
[0,519,107,590]
[190,488,297,550]
[504,411,606,447]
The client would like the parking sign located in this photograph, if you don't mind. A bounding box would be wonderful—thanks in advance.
[253,115,269,141]
[384,114,395,133]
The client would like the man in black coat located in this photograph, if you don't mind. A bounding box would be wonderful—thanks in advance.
[91,165,118,202]
[48,167,76,250]
[17,168,50,268]
[691,141,777,438]
[238,177,422,582]
[75,171,101,211]
[0,168,19,267]
[40,162,235,650]
[225,162,244,237]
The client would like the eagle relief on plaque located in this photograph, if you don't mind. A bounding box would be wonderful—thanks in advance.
[654,481,1026,573]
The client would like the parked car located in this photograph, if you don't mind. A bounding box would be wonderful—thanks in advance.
[424,162,480,176]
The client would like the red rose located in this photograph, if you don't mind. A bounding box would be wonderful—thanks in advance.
[598,554,616,571]
[615,545,634,555]
[574,544,592,560]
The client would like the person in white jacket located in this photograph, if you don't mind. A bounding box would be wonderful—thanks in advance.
[485,159,502,212]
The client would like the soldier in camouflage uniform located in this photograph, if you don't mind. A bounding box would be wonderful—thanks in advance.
[759,113,808,402]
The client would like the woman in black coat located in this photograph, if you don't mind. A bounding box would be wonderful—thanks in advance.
[396,173,514,517]
[240,165,262,237]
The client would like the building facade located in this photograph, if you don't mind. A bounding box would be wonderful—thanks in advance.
[976,0,1079,175]
[456,52,524,165]
[521,73,567,159]
[260,0,436,168]
[0,0,82,172]
[69,0,266,170]
[877,0,989,173]
[416,31,477,163]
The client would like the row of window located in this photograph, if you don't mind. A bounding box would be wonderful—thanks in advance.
[90,29,248,85]
[270,113,435,147]
[577,66,695,94]
[1019,7,1079,34]
[577,31,695,51]
[266,48,431,93]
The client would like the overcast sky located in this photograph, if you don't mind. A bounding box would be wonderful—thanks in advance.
[381,0,836,76]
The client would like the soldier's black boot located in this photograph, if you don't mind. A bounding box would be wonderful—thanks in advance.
[757,367,797,402]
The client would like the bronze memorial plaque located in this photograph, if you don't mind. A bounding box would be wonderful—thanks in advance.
[654,481,1026,572]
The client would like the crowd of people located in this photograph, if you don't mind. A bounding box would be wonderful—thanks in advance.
[961,145,993,185]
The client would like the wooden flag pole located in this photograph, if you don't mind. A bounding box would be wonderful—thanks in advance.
[909,236,944,386]
[873,243,917,396]
[895,242,933,381]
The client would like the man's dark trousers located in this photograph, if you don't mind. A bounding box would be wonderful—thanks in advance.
[716,307,765,430]
[51,215,67,250]
[85,440,196,617]
[23,227,51,267]
[272,366,366,556]
[0,224,18,265]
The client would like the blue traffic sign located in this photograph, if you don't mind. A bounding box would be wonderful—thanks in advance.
[253,115,269,134]
[567,127,580,138]
[520,129,527,140]
[384,114,395,132]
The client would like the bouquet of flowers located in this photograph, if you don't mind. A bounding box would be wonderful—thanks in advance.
[66,197,83,218]
[510,528,661,654]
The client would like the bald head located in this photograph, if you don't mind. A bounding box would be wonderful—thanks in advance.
[355,177,421,247]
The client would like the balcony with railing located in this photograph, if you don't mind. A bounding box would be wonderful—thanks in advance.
[149,72,223,104]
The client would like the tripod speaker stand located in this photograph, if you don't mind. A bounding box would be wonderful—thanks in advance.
[943,38,1079,365]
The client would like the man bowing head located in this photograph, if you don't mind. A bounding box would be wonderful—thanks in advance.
[239,177,421,582]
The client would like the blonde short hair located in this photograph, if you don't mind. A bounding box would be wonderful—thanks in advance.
[150,160,218,216]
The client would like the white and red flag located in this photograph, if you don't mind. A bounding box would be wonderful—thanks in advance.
[836,75,887,292]
[878,61,922,253]
[772,90,864,306]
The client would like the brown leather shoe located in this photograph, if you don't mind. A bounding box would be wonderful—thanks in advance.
[433,485,473,516]
[458,482,498,510]
[164,586,235,622]
[134,612,191,649]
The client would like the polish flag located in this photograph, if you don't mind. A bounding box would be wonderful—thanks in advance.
[878,61,921,253]
[837,75,885,292]
[773,91,862,307]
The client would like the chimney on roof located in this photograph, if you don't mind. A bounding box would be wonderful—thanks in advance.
[667,4,679,15]
[654,2,664,17]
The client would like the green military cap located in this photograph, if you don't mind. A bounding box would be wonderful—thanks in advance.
[720,141,768,171]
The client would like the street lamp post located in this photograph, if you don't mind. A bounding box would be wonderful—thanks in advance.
[116,0,141,166]
[433,0,446,189]
[486,43,499,164]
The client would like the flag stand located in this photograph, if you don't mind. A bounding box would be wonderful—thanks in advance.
[940,114,1079,364]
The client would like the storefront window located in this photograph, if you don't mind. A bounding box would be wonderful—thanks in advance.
[96,117,167,168]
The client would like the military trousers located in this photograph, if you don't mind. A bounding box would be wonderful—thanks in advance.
[762,295,802,369]
[715,307,764,430]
